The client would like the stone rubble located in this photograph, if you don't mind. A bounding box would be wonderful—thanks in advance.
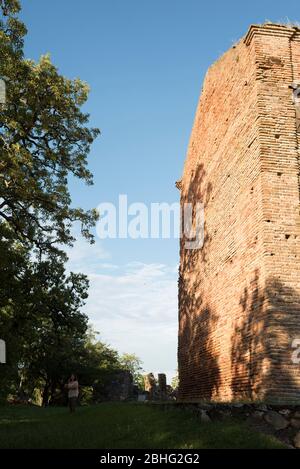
[159,402,300,448]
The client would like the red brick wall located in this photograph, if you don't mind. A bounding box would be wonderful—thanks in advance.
[178,24,300,403]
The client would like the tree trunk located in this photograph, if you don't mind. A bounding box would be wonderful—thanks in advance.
[42,383,49,407]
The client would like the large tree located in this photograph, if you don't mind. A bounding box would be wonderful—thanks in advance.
[21,256,90,406]
[0,0,99,256]
[0,247,90,403]
[0,1,100,401]
[120,353,144,389]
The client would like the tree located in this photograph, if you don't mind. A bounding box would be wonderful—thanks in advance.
[0,224,32,400]
[19,255,90,406]
[171,372,179,390]
[0,2,139,407]
[79,329,123,403]
[0,0,100,402]
[0,0,26,55]
[0,1,100,256]
[21,324,124,406]
[120,353,144,389]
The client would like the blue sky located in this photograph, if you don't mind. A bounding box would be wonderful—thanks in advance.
[20,0,300,381]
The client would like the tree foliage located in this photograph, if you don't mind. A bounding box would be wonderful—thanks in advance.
[0,1,99,255]
[0,1,104,404]
[120,353,144,389]
[0,1,145,407]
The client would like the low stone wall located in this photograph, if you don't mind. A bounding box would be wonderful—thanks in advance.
[158,402,300,448]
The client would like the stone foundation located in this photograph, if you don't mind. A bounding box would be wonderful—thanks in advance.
[158,402,300,448]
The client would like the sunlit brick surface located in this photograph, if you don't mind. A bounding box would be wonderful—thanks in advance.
[178,24,300,403]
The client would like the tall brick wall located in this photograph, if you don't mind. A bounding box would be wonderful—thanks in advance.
[178,24,300,403]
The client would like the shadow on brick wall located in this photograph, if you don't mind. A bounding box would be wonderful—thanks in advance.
[231,269,300,402]
[181,163,212,269]
[178,275,221,400]
[179,164,220,400]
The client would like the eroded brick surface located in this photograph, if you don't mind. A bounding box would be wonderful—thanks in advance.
[178,24,300,403]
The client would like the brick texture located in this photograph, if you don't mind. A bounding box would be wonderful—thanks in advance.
[178,24,300,403]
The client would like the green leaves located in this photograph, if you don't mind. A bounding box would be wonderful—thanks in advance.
[0,49,100,254]
[0,0,26,54]
[0,1,101,402]
[0,3,100,254]
[0,0,21,16]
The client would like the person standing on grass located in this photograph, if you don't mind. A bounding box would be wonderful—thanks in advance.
[65,374,79,413]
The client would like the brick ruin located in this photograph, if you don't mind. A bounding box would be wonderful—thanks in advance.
[143,373,172,400]
[178,24,300,403]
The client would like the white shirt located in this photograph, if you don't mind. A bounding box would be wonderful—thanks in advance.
[67,380,79,398]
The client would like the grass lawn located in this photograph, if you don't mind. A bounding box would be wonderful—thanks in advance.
[0,402,285,449]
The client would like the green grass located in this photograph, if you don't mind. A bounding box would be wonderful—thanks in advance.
[0,403,285,449]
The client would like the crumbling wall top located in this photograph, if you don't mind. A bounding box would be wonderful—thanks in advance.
[244,23,300,46]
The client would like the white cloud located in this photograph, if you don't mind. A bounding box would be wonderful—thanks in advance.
[97,263,120,270]
[67,244,178,384]
[65,237,110,274]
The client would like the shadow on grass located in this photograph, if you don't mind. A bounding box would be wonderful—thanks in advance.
[0,403,285,449]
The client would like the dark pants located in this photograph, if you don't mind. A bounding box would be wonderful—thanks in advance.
[68,397,77,413]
